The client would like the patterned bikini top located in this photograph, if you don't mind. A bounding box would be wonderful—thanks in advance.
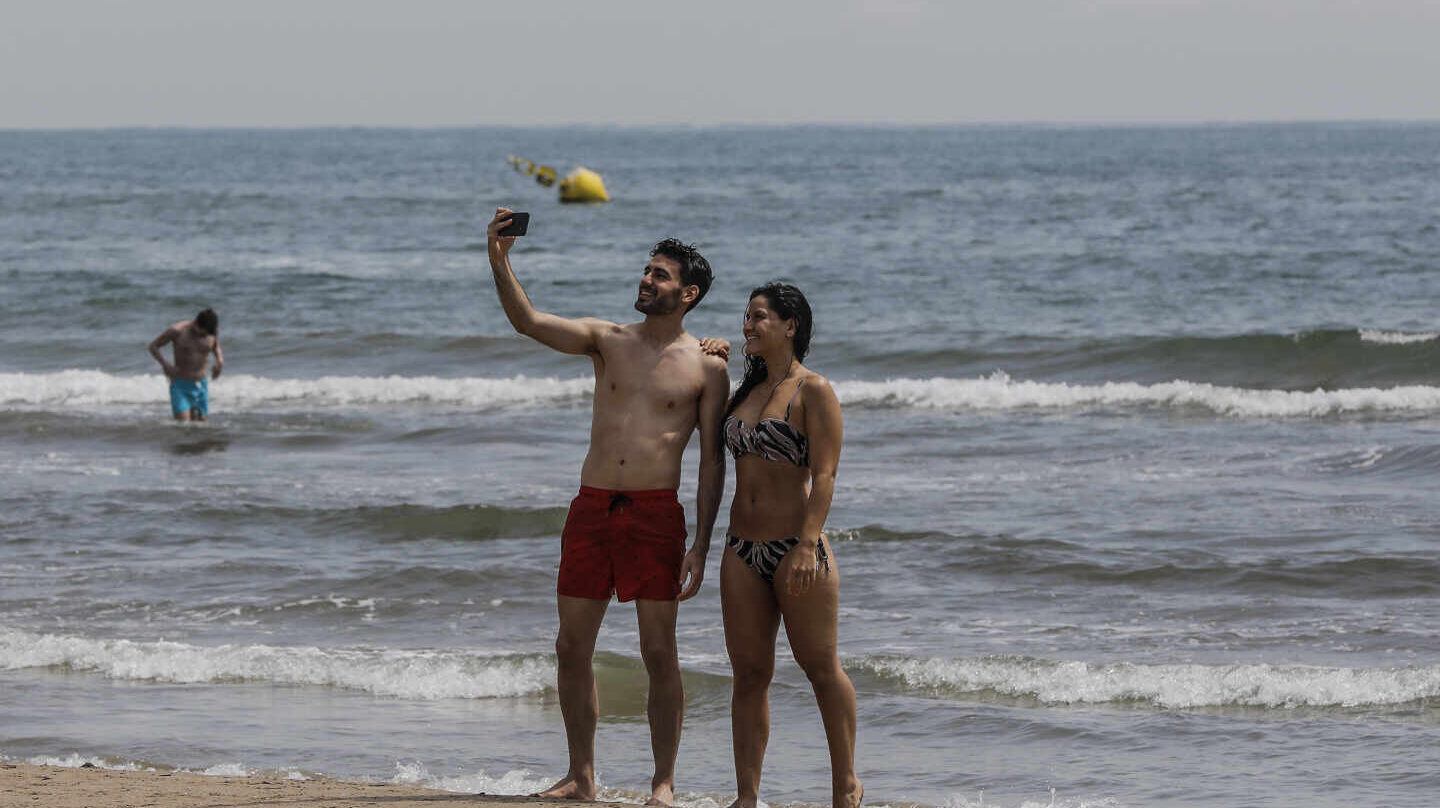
[724,377,809,466]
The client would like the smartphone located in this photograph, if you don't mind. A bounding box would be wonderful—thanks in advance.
[498,211,530,237]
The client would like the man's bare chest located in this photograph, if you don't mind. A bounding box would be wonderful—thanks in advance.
[596,354,701,412]
[174,335,212,355]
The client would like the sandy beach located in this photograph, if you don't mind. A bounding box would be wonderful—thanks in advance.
[0,763,614,808]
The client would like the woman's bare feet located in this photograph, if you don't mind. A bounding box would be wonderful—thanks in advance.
[535,774,596,801]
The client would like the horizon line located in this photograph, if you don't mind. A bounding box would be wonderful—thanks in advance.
[3,117,1440,133]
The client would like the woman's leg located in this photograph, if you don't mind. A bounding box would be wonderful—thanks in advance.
[721,548,781,808]
[775,540,861,808]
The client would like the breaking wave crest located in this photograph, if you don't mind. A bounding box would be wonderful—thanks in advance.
[0,370,591,410]
[7,369,1440,419]
[1358,329,1440,345]
[857,654,1440,709]
[833,372,1440,418]
[0,627,553,700]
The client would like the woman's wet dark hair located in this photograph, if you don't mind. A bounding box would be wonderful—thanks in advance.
[725,283,813,420]
[195,308,219,336]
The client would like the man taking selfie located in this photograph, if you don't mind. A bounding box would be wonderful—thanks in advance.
[485,208,729,804]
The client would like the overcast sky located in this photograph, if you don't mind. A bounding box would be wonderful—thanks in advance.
[3,0,1438,128]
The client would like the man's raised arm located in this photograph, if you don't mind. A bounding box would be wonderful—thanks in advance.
[486,207,604,356]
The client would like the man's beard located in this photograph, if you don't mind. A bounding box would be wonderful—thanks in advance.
[635,290,681,315]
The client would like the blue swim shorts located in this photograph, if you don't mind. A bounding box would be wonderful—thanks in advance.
[169,377,209,417]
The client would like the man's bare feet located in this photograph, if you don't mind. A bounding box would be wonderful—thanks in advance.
[535,774,595,801]
[646,781,676,807]
[836,777,864,808]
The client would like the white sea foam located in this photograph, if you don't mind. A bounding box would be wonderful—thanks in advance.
[391,761,726,806]
[1358,329,1440,345]
[860,654,1440,709]
[196,762,251,777]
[832,372,1440,418]
[391,761,557,796]
[940,793,1120,808]
[0,627,553,700]
[24,753,146,771]
[7,369,1440,418]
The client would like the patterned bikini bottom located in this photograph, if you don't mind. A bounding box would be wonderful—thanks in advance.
[726,533,831,584]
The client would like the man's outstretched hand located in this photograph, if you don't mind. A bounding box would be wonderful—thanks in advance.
[487,208,518,255]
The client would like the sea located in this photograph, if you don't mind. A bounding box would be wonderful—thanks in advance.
[1,124,1438,808]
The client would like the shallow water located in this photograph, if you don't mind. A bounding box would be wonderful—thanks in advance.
[3,124,1439,808]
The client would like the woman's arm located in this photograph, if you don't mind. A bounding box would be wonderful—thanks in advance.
[785,375,844,595]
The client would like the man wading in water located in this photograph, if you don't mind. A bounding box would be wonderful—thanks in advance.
[148,308,224,422]
[486,208,729,805]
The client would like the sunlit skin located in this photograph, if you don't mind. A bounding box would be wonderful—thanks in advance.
[487,208,729,806]
[722,293,861,808]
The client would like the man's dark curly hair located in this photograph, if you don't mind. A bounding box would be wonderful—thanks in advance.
[650,238,713,313]
[195,308,219,336]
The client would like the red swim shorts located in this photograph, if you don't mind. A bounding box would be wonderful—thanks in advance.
[557,486,688,602]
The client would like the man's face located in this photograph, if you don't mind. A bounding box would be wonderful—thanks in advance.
[635,254,693,315]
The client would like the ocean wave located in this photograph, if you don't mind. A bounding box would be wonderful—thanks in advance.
[857,654,1440,709]
[0,370,592,409]
[199,502,569,542]
[1358,329,1440,345]
[1309,443,1440,478]
[8,369,1440,419]
[845,528,1440,595]
[833,372,1440,418]
[0,627,553,700]
[838,328,1440,388]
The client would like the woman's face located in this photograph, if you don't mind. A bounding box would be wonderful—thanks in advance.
[742,295,793,356]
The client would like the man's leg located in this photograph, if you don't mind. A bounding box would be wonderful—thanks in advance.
[635,597,682,807]
[194,379,208,422]
[169,382,191,422]
[538,594,610,800]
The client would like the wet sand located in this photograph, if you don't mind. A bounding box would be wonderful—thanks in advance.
[0,763,625,808]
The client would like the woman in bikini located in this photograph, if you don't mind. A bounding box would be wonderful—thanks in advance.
[721,282,860,808]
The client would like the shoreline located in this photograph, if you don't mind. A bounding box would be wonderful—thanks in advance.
[0,763,627,808]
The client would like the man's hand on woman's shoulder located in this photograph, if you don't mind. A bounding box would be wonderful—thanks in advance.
[698,337,731,363]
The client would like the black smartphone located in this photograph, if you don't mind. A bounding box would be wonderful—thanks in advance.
[498,211,530,237]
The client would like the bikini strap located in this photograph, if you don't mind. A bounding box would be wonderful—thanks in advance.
[783,376,808,420]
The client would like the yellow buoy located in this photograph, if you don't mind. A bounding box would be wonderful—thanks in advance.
[558,167,610,203]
